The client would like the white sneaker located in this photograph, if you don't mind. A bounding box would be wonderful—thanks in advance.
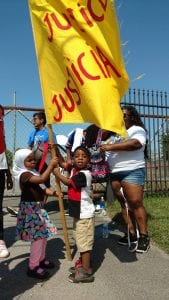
[95,204,100,214]
[0,240,10,258]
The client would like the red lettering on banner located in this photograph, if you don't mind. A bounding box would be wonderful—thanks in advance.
[87,0,107,22]
[90,49,108,78]
[79,7,93,27]
[67,47,121,86]
[65,72,81,105]
[66,6,93,27]
[70,63,84,86]
[43,0,107,40]
[61,88,75,111]
[51,12,71,30]
[66,8,76,21]
[98,0,108,10]
[52,95,62,121]
[44,13,53,42]
[52,78,81,122]
[78,52,100,80]
[51,44,122,122]
[67,80,81,105]
[44,12,71,42]
[96,46,121,78]
[66,8,86,32]
[52,89,74,122]
[66,66,83,94]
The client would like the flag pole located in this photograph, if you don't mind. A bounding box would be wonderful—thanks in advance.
[47,124,72,261]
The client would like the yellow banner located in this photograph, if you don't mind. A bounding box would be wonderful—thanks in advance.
[29,0,129,136]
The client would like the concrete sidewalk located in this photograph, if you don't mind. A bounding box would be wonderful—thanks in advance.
[0,197,169,300]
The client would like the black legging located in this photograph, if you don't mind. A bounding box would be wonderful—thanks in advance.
[0,170,5,240]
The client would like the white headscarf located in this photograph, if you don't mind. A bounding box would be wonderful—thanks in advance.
[13,148,40,183]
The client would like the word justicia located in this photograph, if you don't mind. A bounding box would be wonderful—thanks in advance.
[44,0,108,41]
[51,43,121,122]
[41,1,121,122]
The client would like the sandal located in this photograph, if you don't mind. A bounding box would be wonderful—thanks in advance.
[27,266,49,279]
[39,259,55,269]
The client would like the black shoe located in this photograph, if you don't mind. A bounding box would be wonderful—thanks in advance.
[128,241,138,253]
[27,267,49,279]
[136,234,150,253]
[118,233,137,246]
[39,259,55,269]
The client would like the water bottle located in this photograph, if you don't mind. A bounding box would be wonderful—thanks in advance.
[100,196,106,216]
[100,196,105,210]
[102,223,109,238]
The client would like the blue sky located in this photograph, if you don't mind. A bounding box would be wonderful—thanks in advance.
[1,0,169,138]
[119,1,169,92]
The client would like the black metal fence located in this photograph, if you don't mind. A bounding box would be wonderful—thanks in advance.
[3,88,169,196]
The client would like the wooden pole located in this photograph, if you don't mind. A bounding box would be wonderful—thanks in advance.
[47,124,72,261]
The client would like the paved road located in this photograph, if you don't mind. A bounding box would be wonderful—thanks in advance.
[0,197,169,300]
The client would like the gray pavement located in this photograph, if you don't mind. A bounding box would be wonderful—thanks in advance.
[1,196,169,300]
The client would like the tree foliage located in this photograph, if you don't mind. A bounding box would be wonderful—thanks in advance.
[6,149,13,167]
[160,131,169,161]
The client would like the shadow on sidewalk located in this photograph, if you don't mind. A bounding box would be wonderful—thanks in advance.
[0,238,65,300]
[92,223,138,274]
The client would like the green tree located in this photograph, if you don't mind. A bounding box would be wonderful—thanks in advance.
[160,131,169,161]
[6,149,13,167]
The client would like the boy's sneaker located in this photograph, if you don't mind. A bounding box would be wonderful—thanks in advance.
[136,234,150,253]
[118,233,137,246]
[68,267,94,283]
[68,257,93,275]
[68,257,82,274]
[0,240,10,258]
[69,265,92,275]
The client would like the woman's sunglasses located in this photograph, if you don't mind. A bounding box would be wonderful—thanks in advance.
[123,113,133,118]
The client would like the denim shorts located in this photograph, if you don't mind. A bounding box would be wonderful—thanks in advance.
[110,168,145,185]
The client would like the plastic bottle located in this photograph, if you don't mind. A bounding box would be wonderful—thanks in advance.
[100,196,105,210]
[100,196,106,216]
[102,223,109,238]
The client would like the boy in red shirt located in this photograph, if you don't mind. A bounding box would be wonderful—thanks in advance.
[54,146,95,283]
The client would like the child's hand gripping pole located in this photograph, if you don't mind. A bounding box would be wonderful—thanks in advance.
[47,124,72,261]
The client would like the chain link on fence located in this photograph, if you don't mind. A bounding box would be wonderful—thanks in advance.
[3,88,169,196]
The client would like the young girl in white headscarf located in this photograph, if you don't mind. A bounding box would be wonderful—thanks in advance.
[13,149,58,279]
